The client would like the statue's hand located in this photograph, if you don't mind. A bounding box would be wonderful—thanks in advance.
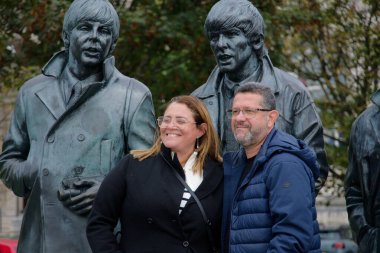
[58,178,101,216]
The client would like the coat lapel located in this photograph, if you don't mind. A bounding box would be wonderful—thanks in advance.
[35,80,66,120]
[185,157,223,206]
[370,111,380,143]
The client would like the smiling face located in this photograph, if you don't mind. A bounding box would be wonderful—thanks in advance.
[231,92,276,153]
[160,102,205,158]
[68,19,113,68]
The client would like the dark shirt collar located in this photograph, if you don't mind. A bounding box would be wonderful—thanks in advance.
[61,66,103,89]
[60,66,103,104]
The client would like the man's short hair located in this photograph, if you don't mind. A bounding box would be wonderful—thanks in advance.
[235,82,276,110]
[63,0,120,45]
[204,0,265,59]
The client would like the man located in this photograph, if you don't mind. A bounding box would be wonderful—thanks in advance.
[192,0,328,192]
[0,0,155,252]
[345,90,380,253]
[222,83,320,253]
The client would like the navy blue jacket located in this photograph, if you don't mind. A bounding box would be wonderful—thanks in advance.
[222,128,321,253]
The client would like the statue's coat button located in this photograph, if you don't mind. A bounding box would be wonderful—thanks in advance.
[77,134,85,141]
[47,136,55,143]
[43,168,49,176]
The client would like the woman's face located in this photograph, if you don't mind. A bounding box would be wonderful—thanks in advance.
[159,102,204,156]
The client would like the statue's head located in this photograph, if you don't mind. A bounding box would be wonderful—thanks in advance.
[62,0,120,66]
[205,0,265,72]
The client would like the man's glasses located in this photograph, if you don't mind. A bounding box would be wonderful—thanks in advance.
[226,108,272,119]
[157,116,198,128]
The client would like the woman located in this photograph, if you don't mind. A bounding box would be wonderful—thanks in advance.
[87,96,223,253]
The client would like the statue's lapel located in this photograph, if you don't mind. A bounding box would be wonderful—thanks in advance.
[35,81,66,120]
[370,110,380,142]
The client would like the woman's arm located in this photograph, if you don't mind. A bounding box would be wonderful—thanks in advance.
[86,157,128,253]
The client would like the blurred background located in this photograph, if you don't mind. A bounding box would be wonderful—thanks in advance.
[0,0,378,250]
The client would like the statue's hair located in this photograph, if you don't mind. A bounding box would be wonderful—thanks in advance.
[62,0,120,48]
[235,82,276,110]
[204,0,265,59]
[131,95,222,174]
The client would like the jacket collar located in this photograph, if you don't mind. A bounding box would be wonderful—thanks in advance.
[35,51,116,120]
[371,89,380,108]
[198,52,280,98]
[160,145,223,200]
[41,50,115,83]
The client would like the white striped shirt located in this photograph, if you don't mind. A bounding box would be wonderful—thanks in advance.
[176,152,203,214]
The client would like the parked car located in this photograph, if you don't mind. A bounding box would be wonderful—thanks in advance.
[0,239,17,253]
[320,227,359,253]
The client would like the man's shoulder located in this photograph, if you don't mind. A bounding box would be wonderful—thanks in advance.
[19,73,53,94]
[111,69,151,95]
[352,104,379,132]
[272,67,309,93]
[191,66,221,98]
[191,82,207,97]
[191,80,216,99]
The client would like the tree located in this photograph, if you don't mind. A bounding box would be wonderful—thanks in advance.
[272,0,380,195]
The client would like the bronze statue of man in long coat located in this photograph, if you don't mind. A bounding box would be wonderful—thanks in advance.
[0,0,156,252]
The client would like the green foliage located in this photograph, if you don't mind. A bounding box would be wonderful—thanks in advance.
[273,0,380,195]
[113,0,217,113]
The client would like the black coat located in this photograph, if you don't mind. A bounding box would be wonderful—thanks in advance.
[345,90,380,252]
[87,147,223,253]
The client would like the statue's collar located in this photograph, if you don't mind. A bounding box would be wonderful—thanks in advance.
[41,50,115,82]
[371,89,380,107]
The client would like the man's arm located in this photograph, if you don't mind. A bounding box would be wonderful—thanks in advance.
[292,90,329,193]
[0,88,35,197]
[266,159,316,252]
[124,81,156,151]
[86,156,127,253]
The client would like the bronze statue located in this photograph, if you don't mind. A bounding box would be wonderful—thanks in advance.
[0,0,156,252]
[345,90,380,252]
[192,0,329,192]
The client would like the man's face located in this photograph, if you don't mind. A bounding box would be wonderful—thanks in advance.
[231,93,272,148]
[208,27,253,73]
[68,19,113,67]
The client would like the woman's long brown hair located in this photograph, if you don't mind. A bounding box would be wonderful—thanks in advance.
[131,95,222,173]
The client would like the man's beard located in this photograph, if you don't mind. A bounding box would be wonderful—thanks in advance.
[233,122,267,148]
[234,130,254,147]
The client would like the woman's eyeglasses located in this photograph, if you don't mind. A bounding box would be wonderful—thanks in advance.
[157,116,198,128]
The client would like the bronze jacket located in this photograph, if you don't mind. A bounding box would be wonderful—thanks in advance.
[345,90,380,252]
[192,54,328,191]
[0,51,156,253]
